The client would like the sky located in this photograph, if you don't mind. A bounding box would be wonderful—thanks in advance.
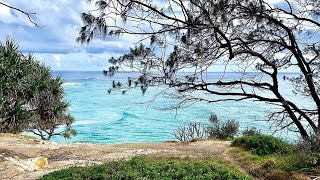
[0,0,300,72]
[0,0,136,71]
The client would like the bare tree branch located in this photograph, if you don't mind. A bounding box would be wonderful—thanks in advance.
[0,1,42,27]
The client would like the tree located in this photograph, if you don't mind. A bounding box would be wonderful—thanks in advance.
[0,37,76,140]
[78,0,320,139]
[0,1,41,27]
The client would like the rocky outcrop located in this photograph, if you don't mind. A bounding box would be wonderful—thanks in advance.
[4,156,48,171]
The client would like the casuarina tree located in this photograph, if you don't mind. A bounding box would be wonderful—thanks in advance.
[78,0,320,139]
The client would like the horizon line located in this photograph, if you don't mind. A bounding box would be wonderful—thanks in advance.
[51,70,301,74]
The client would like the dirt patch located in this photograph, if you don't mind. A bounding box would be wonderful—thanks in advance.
[0,149,30,159]
[0,134,232,180]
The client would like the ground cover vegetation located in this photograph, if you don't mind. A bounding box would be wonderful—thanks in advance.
[40,156,253,180]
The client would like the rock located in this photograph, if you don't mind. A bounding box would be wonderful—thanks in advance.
[5,156,48,171]
[34,157,49,170]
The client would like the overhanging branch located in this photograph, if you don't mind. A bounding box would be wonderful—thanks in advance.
[0,2,42,27]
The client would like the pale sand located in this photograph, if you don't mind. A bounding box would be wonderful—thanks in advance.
[0,134,232,180]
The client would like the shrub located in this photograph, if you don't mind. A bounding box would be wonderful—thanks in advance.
[172,122,209,142]
[40,157,253,180]
[0,37,75,140]
[172,114,240,142]
[209,114,218,124]
[296,133,320,165]
[242,127,261,136]
[231,135,295,156]
[208,119,239,139]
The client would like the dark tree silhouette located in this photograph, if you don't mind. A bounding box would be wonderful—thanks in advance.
[78,0,320,139]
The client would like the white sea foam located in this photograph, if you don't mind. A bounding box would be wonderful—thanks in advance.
[87,77,101,80]
[62,82,79,86]
[74,120,96,125]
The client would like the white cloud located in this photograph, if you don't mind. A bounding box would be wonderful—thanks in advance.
[0,1,10,16]
[0,0,34,26]
[0,0,137,71]
[53,54,61,67]
[34,52,122,71]
[264,0,286,4]
[0,0,308,73]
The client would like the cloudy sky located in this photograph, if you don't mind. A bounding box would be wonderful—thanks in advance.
[0,0,137,71]
[0,0,298,72]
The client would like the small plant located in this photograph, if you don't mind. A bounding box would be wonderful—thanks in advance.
[172,122,209,142]
[208,119,239,139]
[242,127,261,136]
[209,114,218,124]
[231,135,295,156]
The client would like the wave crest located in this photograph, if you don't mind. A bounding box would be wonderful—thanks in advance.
[62,82,79,86]
[74,120,96,125]
[115,112,139,122]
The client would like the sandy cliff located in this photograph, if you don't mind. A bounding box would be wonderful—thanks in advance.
[0,134,231,180]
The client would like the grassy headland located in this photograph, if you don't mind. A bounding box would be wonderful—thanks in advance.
[39,135,319,179]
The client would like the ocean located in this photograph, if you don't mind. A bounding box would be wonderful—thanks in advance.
[50,71,310,144]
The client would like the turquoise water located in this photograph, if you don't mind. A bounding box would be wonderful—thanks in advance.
[50,71,309,143]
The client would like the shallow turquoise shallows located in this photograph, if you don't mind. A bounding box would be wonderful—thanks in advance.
[49,71,310,144]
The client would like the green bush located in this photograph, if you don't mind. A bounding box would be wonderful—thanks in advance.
[40,157,253,180]
[242,127,261,136]
[0,37,75,140]
[208,119,239,139]
[231,135,295,156]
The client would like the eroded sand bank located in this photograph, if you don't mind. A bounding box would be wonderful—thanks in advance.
[0,134,231,180]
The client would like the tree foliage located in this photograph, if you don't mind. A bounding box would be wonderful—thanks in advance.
[79,0,320,139]
[0,38,75,140]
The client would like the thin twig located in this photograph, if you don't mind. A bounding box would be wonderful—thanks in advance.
[0,2,43,27]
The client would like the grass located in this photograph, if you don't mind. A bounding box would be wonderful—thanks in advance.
[40,156,253,180]
[230,135,316,179]
[40,135,320,179]
[231,135,295,156]
[229,148,314,179]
